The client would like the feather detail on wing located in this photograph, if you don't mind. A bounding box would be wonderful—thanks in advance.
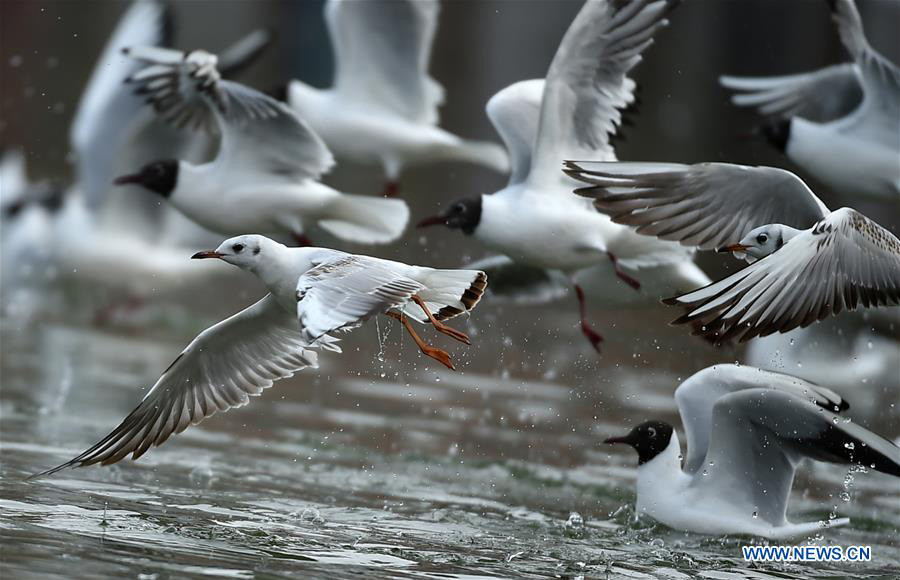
[31,295,335,478]
[531,0,677,179]
[719,64,863,123]
[124,46,335,181]
[565,161,829,250]
[664,208,900,343]
[296,255,426,342]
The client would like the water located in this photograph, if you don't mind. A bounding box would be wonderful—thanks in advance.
[2,297,898,578]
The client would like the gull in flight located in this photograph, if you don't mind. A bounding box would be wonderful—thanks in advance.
[30,234,486,478]
[720,0,899,199]
[285,0,509,197]
[567,161,900,343]
[418,0,694,353]
[114,46,409,246]
[604,364,900,539]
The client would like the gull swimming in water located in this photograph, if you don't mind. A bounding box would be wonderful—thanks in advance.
[418,0,694,353]
[604,364,900,539]
[285,0,509,197]
[720,0,899,199]
[115,46,409,246]
[30,234,486,478]
[567,161,900,343]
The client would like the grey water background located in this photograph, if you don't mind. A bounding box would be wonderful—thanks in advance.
[1,0,899,578]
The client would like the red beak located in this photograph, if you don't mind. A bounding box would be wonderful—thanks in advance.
[604,435,631,445]
[717,243,748,253]
[416,215,447,228]
[191,251,224,260]
[113,173,143,186]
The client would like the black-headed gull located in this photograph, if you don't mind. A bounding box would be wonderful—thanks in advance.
[567,161,900,343]
[3,2,236,323]
[115,46,409,245]
[720,0,899,199]
[418,0,694,353]
[285,0,509,197]
[604,364,900,539]
[31,234,486,478]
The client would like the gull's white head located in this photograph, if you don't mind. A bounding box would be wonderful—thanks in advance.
[192,235,274,270]
[718,224,798,264]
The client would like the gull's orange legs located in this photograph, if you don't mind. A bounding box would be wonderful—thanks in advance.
[386,311,455,370]
[410,295,470,345]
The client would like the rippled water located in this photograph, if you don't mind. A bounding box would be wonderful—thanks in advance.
[2,288,898,579]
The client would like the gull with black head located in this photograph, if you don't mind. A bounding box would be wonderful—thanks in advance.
[114,46,409,246]
[418,0,694,353]
[605,364,900,539]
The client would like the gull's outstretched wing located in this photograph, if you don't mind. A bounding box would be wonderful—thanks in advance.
[665,208,900,343]
[124,46,335,181]
[530,0,677,181]
[296,254,426,342]
[325,0,443,124]
[830,0,900,146]
[486,80,545,187]
[31,295,340,478]
[674,364,848,475]
[719,64,863,123]
[566,162,830,250]
[695,386,900,526]
[70,0,172,207]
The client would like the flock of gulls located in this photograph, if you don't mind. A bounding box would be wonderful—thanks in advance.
[3,0,899,541]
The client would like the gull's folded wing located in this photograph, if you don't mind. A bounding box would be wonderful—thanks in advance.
[566,162,829,250]
[31,295,338,478]
[296,254,426,342]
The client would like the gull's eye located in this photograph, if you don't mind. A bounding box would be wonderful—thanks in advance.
[647,427,657,438]
[232,243,244,253]
[454,203,466,213]
[756,233,769,245]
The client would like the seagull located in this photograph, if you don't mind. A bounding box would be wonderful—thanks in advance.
[604,364,900,539]
[720,0,899,199]
[417,0,694,352]
[114,46,409,246]
[285,0,509,197]
[30,234,486,478]
[566,161,900,343]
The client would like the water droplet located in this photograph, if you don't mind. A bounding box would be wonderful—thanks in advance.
[564,511,585,538]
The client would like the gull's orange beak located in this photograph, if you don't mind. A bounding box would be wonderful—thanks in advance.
[717,243,748,253]
[191,251,224,260]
